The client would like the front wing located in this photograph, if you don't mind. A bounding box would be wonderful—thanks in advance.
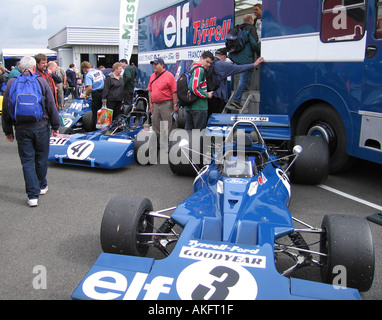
[72,236,361,300]
[49,134,135,169]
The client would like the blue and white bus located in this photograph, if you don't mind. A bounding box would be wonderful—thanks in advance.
[137,0,234,88]
[260,0,382,172]
[137,0,381,173]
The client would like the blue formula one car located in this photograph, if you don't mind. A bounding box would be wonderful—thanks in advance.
[58,99,93,134]
[49,98,154,169]
[72,114,374,300]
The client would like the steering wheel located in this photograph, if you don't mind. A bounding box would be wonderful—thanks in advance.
[116,114,129,129]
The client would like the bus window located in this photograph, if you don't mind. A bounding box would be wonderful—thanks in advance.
[321,0,366,42]
[375,0,382,38]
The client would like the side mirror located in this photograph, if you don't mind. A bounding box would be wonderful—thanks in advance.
[179,139,189,149]
[293,145,303,155]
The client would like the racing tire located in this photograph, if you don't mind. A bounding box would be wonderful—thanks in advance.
[100,195,154,257]
[82,111,93,132]
[295,104,349,173]
[176,107,186,129]
[289,135,329,185]
[59,127,74,135]
[168,129,203,176]
[320,214,375,292]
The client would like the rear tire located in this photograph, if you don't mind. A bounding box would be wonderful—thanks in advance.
[296,104,349,173]
[168,129,203,176]
[290,135,329,185]
[176,107,186,129]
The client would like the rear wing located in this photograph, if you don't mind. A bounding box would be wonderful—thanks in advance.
[206,114,291,141]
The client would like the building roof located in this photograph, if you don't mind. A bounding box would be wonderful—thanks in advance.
[48,26,138,50]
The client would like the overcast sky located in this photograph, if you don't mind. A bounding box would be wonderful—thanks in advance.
[0,0,179,52]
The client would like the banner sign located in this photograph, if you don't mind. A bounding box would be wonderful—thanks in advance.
[119,0,140,61]
[137,0,234,87]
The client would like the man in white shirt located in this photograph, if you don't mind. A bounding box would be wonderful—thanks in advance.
[253,3,262,42]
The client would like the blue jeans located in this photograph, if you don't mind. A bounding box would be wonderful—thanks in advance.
[233,69,253,104]
[185,110,208,130]
[15,124,50,200]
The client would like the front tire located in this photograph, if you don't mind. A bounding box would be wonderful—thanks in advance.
[320,214,375,292]
[82,111,93,132]
[59,126,74,135]
[100,196,154,257]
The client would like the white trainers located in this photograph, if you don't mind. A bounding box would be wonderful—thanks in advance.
[40,186,49,195]
[27,198,38,207]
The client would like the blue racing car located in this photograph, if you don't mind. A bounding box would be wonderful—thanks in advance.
[72,114,374,300]
[58,99,93,134]
[49,96,154,169]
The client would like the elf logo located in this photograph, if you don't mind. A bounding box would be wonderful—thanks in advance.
[78,261,258,300]
[164,3,190,47]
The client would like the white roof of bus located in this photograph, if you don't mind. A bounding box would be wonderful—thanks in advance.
[2,48,57,58]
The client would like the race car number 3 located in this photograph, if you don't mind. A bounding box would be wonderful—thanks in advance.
[176,261,258,300]
[68,141,95,160]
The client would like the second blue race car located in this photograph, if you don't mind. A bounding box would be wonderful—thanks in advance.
[58,98,93,134]
[49,96,154,169]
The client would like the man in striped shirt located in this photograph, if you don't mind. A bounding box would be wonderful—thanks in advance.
[185,51,214,130]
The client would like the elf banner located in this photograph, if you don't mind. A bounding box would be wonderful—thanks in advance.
[119,0,139,61]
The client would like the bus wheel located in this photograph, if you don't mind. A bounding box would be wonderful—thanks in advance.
[296,104,349,173]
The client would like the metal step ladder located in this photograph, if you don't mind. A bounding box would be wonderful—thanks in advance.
[222,90,260,114]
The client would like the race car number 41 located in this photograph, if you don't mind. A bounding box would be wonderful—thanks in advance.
[67,141,95,160]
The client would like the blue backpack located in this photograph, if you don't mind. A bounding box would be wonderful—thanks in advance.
[9,73,45,123]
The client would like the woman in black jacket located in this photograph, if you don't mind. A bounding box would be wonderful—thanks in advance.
[102,62,125,119]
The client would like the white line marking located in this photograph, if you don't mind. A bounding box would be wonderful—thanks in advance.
[318,185,382,211]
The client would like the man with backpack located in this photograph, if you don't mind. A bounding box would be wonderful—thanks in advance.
[226,14,260,109]
[1,56,61,207]
[184,51,214,130]
[209,48,264,118]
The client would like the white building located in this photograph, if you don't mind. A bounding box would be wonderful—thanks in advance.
[48,26,138,70]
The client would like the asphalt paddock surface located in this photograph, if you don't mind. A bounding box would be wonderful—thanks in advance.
[0,131,381,300]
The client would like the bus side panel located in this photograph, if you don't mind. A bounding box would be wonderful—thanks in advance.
[260,0,382,166]
[259,61,357,156]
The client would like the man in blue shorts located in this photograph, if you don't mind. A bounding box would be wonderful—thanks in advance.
[81,61,105,130]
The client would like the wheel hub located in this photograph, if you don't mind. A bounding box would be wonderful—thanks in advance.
[307,122,337,154]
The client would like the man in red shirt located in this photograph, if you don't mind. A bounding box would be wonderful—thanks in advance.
[148,58,178,147]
